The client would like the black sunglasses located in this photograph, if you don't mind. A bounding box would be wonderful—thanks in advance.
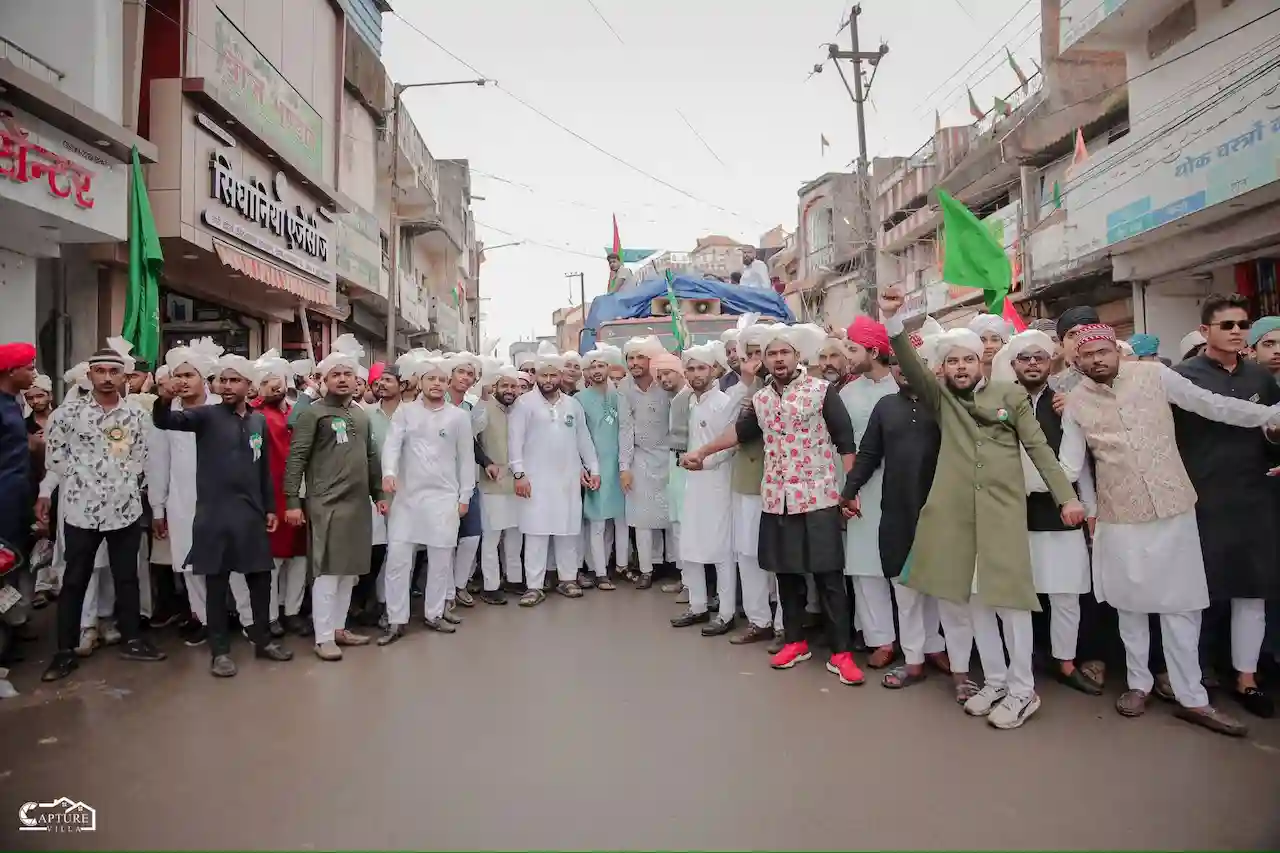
[1209,320,1252,331]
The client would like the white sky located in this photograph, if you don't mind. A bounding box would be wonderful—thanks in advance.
[380,0,1040,355]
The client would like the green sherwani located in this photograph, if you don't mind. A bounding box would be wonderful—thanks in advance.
[891,329,1075,611]
[284,396,383,577]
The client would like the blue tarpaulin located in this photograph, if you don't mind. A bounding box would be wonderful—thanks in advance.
[580,275,793,352]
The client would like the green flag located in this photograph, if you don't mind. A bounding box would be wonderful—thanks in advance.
[937,188,1011,314]
[122,146,162,367]
[1051,180,1062,209]
[664,270,689,350]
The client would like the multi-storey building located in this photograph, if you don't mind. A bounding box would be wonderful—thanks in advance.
[788,171,872,326]
[689,234,747,278]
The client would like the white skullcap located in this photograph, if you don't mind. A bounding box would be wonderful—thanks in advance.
[991,329,1055,384]
[818,337,847,357]
[681,343,720,368]
[253,349,292,384]
[451,351,483,376]
[356,364,369,381]
[488,364,523,384]
[915,317,945,367]
[584,344,624,367]
[104,336,138,375]
[317,334,365,377]
[533,340,566,371]
[32,373,52,392]
[746,323,828,362]
[477,356,504,387]
[1118,340,1134,357]
[154,365,170,382]
[968,313,1011,341]
[290,358,315,378]
[561,350,582,366]
[65,361,90,391]
[725,312,759,348]
[623,335,665,359]
[933,328,985,362]
[215,353,261,383]
[720,328,741,346]
[518,370,534,384]
[407,356,452,379]
[1179,330,1206,356]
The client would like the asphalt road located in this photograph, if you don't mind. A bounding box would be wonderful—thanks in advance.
[1,584,1278,851]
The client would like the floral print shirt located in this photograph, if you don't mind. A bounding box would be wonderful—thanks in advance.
[46,394,149,531]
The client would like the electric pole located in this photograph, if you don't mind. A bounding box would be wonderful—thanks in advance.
[825,5,887,312]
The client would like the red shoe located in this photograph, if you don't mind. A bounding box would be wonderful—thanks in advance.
[827,652,865,685]
[770,641,812,669]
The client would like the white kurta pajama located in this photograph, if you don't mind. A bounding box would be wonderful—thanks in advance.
[381,401,476,626]
[838,374,900,648]
[508,390,600,589]
[619,377,673,574]
[679,386,738,623]
[1062,361,1280,708]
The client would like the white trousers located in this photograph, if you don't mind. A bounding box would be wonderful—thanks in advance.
[178,571,252,626]
[312,575,356,645]
[481,528,522,591]
[587,520,628,577]
[853,575,895,648]
[273,556,309,618]
[892,579,945,666]
[1231,598,1267,674]
[604,521,633,568]
[449,536,481,599]
[524,534,578,588]
[634,525,674,575]
[1047,592,1082,662]
[385,543,454,625]
[938,599,975,675]
[971,598,1035,698]
[682,560,736,622]
[1117,609,1209,708]
[736,553,773,629]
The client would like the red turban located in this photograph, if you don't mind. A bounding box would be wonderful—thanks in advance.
[846,316,890,354]
[0,342,35,373]
[368,362,386,384]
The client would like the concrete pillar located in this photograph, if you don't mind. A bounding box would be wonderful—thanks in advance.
[97,266,128,346]
[0,249,38,345]
[265,319,284,353]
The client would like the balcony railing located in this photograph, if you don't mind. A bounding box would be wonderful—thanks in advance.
[396,111,440,203]
[0,36,66,88]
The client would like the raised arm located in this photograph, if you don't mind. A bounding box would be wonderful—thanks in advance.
[1161,365,1280,428]
[283,408,317,509]
[842,401,884,500]
[1011,393,1076,507]
[884,314,942,413]
[152,395,207,432]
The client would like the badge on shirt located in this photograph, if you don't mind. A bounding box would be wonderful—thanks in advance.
[249,432,263,462]
[439,429,447,438]
[105,424,130,458]
[332,418,350,444]
[565,413,575,427]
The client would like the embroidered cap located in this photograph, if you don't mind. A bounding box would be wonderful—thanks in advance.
[1074,323,1117,348]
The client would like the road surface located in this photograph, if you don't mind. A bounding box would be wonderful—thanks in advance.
[1,585,1278,850]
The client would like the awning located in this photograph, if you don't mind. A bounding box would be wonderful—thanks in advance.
[213,239,347,319]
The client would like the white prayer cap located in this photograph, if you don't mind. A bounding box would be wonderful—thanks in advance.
[623,335,665,359]
[1179,330,1206,357]
[487,364,523,384]
[32,373,52,392]
[518,370,534,385]
[533,340,566,371]
[1118,340,1134,357]
[933,328,985,362]
[746,323,828,362]
[215,353,261,383]
[316,334,365,377]
[395,349,428,374]
[168,337,225,377]
[681,343,720,368]
[561,350,582,367]
[477,356,504,387]
[818,337,847,357]
[584,344,624,368]
[104,336,137,375]
[154,365,170,382]
[968,313,1011,341]
[990,329,1054,384]
[720,328,741,346]
[406,356,451,379]
[64,361,90,391]
[356,364,369,382]
[290,357,315,378]
[451,351,483,376]
[723,312,758,349]
[253,348,292,385]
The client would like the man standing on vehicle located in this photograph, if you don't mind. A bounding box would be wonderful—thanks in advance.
[739,247,771,290]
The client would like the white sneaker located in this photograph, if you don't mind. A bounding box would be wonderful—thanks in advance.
[75,627,100,658]
[100,619,122,646]
[989,692,1041,730]
[963,683,1008,717]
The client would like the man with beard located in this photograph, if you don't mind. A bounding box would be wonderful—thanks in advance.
[685,324,862,686]
[153,355,292,676]
[719,328,741,391]
[968,314,1011,381]
[1172,294,1280,719]
[446,353,485,610]
[816,336,850,390]
[509,342,600,605]
[251,351,309,637]
[1060,325,1280,736]
[619,336,674,588]
[579,345,626,591]
[994,331,1099,696]
[284,336,385,661]
[880,287,1084,730]
[674,343,739,634]
[739,246,772,290]
[839,316,901,668]
[476,365,525,603]
[842,333,949,689]
[381,356,474,642]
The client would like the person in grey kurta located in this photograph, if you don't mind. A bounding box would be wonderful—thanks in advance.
[153,355,294,677]
[619,336,674,589]
[880,287,1083,731]
[283,336,385,662]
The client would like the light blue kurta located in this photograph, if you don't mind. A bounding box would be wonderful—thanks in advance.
[839,374,900,577]
[579,385,626,521]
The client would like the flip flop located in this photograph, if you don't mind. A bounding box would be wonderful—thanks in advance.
[882,665,926,689]
[555,582,583,599]
[519,589,546,608]
[596,578,617,591]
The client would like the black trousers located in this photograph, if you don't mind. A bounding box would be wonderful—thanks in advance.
[150,564,183,620]
[57,524,143,653]
[353,545,386,613]
[206,571,272,656]
[778,572,850,654]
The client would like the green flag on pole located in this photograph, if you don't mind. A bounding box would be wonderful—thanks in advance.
[122,146,162,367]
[937,188,1012,315]
[664,270,689,350]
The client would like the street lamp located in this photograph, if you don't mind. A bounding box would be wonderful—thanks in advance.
[480,241,523,253]
[385,78,489,360]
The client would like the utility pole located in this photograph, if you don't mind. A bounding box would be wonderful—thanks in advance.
[826,5,887,313]
[565,272,586,309]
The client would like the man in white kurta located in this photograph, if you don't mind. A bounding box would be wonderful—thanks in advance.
[380,356,476,642]
[838,317,900,666]
[619,335,674,588]
[1062,324,1280,738]
[509,343,600,606]
[672,343,738,634]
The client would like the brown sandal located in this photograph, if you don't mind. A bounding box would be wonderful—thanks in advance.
[555,581,583,599]
[868,646,897,669]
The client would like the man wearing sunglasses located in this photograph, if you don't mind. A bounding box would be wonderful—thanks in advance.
[1173,293,1280,720]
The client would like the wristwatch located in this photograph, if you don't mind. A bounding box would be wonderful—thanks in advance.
[513,472,526,480]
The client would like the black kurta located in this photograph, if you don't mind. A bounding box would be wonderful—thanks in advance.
[842,390,940,579]
[1026,387,1084,533]
[1172,354,1280,600]
[153,398,275,576]
[735,378,857,575]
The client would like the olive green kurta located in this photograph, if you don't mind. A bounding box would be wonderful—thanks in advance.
[284,397,383,577]
[892,330,1075,611]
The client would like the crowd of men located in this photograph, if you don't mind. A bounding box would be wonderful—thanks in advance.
[1,287,1278,738]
